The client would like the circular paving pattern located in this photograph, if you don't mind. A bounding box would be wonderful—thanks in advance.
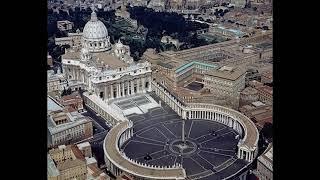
[169,139,198,155]
[121,105,249,180]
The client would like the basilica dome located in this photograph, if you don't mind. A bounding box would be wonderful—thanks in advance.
[82,10,111,53]
[83,11,108,39]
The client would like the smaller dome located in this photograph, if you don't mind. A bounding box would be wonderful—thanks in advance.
[115,39,124,48]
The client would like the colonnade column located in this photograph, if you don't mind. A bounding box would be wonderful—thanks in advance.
[111,84,114,99]
[131,80,134,95]
[137,78,140,93]
[148,76,152,91]
[118,83,121,98]
[142,77,146,93]
[104,85,107,101]
[127,81,130,95]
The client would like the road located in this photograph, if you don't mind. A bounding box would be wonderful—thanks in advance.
[82,105,111,131]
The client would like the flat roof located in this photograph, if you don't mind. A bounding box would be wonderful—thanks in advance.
[252,101,265,107]
[77,141,91,149]
[48,96,63,112]
[206,66,246,81]
[48,154,60,177]
[86,157,97,165]
[175,61,217,74]
[93,52,127,69]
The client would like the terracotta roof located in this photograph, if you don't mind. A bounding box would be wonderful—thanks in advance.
[257,85,273,95]
[57,158,85,171]
[71,145,86,161]
[88,164,104,178]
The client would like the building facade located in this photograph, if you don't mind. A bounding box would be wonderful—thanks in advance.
[47,98,93,147]
[59,91,84,112]
[61,10,152,104]
[256,85,272,105]
[55,29,83,47]
[48,145,88,180]
[204,66,246,108]
[256,143,273,180]
[57,20,74,31]
[48,69,68,93]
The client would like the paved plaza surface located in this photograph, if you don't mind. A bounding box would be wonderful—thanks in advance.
[121,93,249,180]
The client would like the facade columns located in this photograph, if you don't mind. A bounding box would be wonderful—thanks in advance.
[118,83,121,98]
[131,80,134,95]
[142,77,146,93]
[111,84,114,99]
[127,81,130,95]
[137,78,140,93]
[122,82,125,97]
[148,76,152,91]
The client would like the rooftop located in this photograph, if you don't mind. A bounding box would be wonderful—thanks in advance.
[241,87,258,95]
[86,157,97,165]
[206,66,246,80]
[48,96,63,112]
[77,141,91,150]
[175,61,217,74]
[48,155,60,177]
[252,101,265,107]
[57,158,85,171]
[60,91,82,101]
[93,51,127,69]
[258,143,273,171]
[257,85,273,95]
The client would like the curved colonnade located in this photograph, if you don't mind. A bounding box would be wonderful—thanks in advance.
[83,81,259,179]
[152,81,259,162]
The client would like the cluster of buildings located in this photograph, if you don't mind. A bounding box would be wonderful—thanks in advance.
[142,30,272,109]
[47,2,273,179]
[48,143,109,180]
[256,143,273,180]
[57,20,74,32]
[47,94,93,148]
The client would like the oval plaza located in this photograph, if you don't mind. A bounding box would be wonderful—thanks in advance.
[61,9,259,180]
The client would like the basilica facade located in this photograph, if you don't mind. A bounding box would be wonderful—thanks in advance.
[61,10,152,102]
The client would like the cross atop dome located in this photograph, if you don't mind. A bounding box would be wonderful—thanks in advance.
[90,4,97,21]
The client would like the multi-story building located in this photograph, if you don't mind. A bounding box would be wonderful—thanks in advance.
[47,69,68,93]
[57,20,74,31]
[48,96,93,147]
[239,101,272,130]
[204,66,246,107]
[48,144,88,180]
[48,54,53,67]
[256,143,273,180]
[55,29,82,47]
[261,70,272,84]
[59,91,84,113]
[77,141,92,158]
[239,86,259,106]
[256,85,272,105]
[61,10,152,103]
